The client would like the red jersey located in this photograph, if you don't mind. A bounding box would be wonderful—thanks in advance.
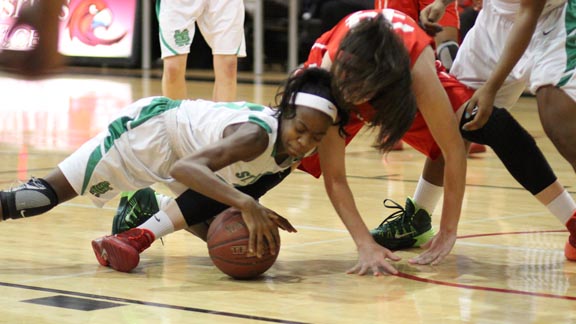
[374,0,460,28]
[298,9,473,178]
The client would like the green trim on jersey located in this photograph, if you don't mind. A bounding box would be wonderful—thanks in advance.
[212,102,272,133]
[248,115,272,133]
[81,98,182,194]
[156,0,179,56]
[558,1,576,87]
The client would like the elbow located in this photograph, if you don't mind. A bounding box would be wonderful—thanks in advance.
[170,160,189,182]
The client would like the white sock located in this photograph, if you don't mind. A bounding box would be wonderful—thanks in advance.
[546,190,576,225]
[155,192,173,210]
[137,210,175,240]
[413,176,443,214]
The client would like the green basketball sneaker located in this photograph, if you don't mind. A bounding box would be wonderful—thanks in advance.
[111,188,160,235]
[370,197,434,250]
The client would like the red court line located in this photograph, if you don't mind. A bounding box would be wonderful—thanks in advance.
[457,229,568,239]
[398,229,575,301]
[397,272,576,301]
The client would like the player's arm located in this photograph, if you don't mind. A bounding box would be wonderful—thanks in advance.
[410,46,467,265]
[462,0,546,130]
[170,122,283,257]
[317,127,401,275]
[419,0,456,35]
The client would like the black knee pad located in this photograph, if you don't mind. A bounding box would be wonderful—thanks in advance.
[460,107,557,194]
[1,178,59,220]
[176,169,291,226]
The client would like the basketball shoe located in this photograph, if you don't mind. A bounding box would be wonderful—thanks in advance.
[469,143,487,154]
[92,228,155,272]
[370,198,434,250]
[564,211,576,261]
[112,188,159,234]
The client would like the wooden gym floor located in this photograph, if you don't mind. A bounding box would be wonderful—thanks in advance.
[0,69,575,323]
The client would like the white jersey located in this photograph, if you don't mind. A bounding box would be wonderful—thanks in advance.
[58,97,289,207]
[164,99,288,186]
[490,0,566,18]
[451,0,575,108]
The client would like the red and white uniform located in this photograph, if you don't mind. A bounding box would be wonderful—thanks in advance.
[374,0,460,28]
[299,9,473,178]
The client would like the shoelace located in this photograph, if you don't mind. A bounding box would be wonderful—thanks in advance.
[375,199,411,235]
[122,229,153,252]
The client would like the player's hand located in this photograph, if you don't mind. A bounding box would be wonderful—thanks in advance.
[461,85,497,131]
[408,231,456,265]
[241,202,281,258]
[419,0,448,36]
[346,241,401,276]
[265,207,297,233]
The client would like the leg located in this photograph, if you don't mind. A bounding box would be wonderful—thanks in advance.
[93,170,291,272]
[161,54,189,99]
[212,54,238,101]
[537,86,576,260]
[537,86,576,173]
[1,167,77,221]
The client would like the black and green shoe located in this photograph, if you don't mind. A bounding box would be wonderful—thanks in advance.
[370,197,434,250]
[111,187,159,234]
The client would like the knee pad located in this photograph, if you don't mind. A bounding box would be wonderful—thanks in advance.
[460,107,557,194]
[1,178,59,220]
[436,41,459,71]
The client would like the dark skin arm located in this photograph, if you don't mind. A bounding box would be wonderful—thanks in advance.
[170,122,296,258]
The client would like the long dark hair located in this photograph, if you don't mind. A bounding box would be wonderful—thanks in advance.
[275,67,349,136]
[331,14,417,152]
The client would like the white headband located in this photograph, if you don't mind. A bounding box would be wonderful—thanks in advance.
[292,92,338,122]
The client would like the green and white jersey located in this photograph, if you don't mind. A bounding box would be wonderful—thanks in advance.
[165,98,288,186]
[58,96,289,207]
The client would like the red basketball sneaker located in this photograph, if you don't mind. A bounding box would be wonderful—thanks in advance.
[469,143,487,154]
[564,212,576,261]
[92,228,155,272]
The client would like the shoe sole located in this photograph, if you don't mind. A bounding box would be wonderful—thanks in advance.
[413,229,435,247]
[91,238,109,267]
[565,241,576,261]
[100,237,140,273]
[372,229,435,250]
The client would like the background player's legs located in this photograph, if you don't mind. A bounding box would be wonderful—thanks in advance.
[212,54,238,101]
[161,54,189,99]
[537,86,576,173]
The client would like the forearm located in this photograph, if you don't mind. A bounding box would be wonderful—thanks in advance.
[324,176,373,248]
[171,163,254,211]
[484,2,544,91]
[439,152,466,234]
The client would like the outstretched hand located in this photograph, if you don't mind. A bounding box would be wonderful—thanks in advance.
[408,231,456,265]
[346,241,401,276]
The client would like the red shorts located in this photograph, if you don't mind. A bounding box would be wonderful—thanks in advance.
[374,0,460,28]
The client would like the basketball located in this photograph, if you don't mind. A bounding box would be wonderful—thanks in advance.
[207,208,280,279]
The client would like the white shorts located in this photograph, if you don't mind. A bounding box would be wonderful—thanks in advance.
[157,0,246,58]
[451,0,576,108]
[58,98,187,207]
